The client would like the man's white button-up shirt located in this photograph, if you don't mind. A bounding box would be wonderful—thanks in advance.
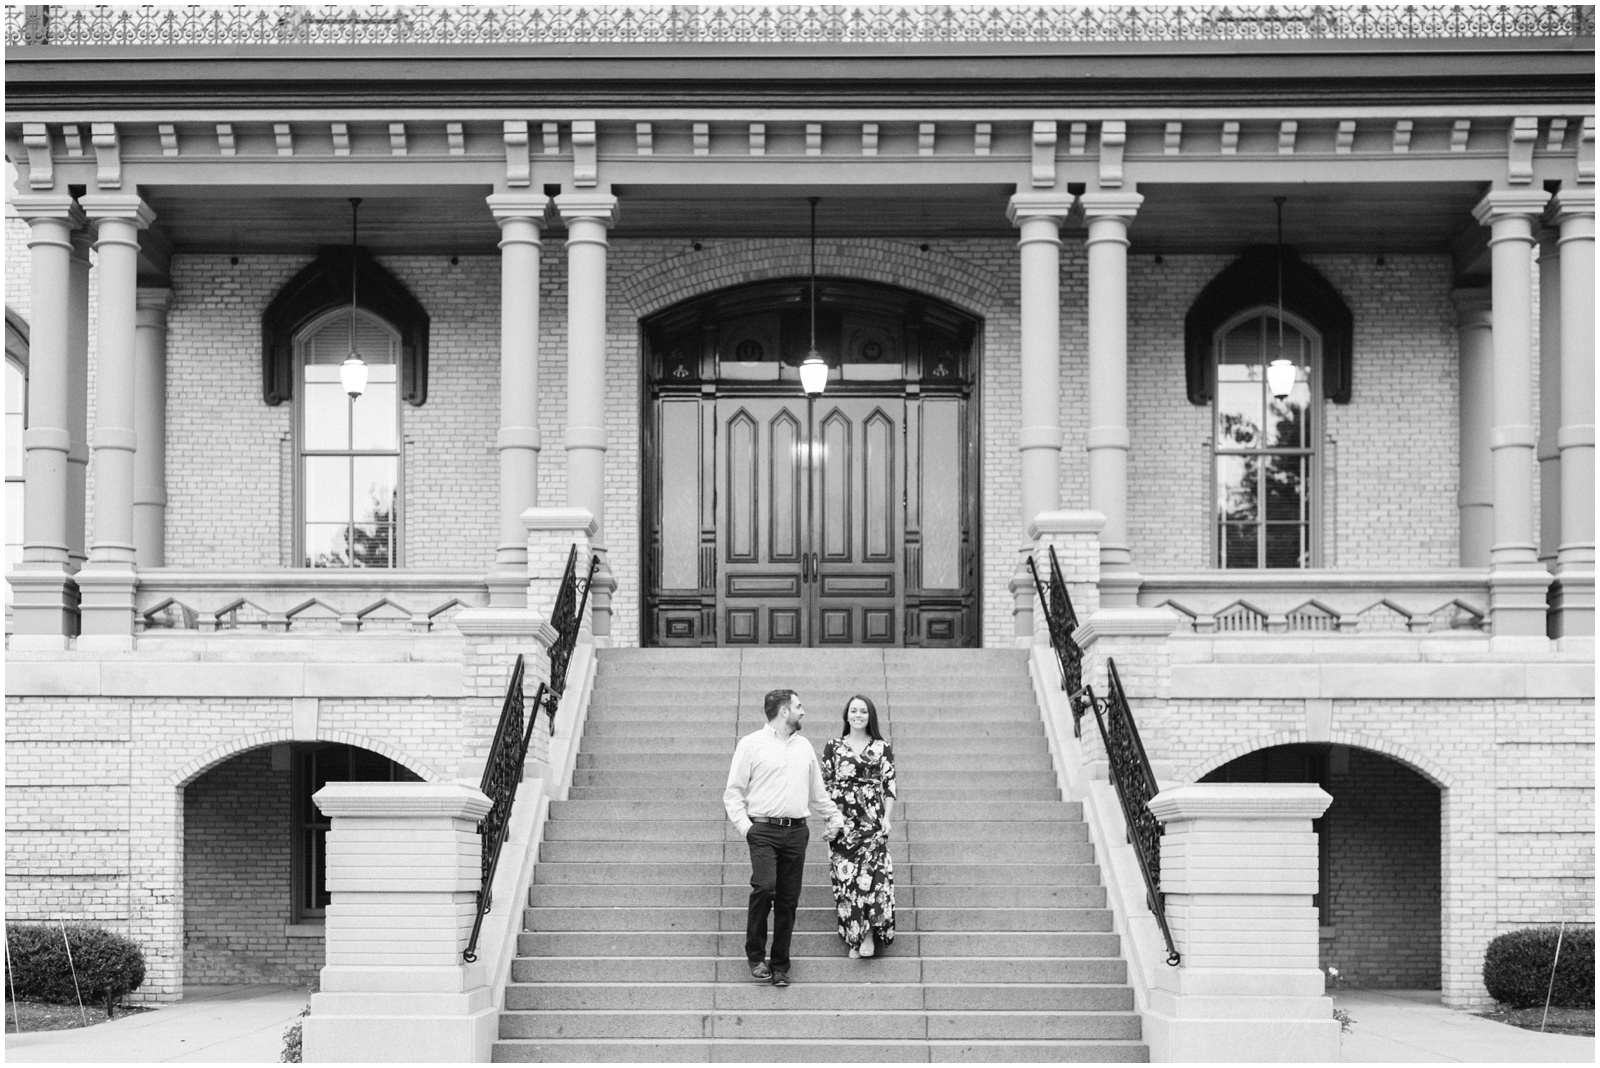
[723,724,843,837]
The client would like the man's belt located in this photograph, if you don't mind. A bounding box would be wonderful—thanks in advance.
[749,815,804,827]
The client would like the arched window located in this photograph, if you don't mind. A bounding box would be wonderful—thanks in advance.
[1214,308,1319,569]
[5,352,26,612]
[296,309,401,568]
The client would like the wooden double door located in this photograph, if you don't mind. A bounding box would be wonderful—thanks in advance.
[717,394,901,645]
[649,386,975,647]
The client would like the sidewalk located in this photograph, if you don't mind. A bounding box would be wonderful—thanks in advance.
[5,983,1595,1063]
[1336,989,1596,1063]
[5,984,308,1064]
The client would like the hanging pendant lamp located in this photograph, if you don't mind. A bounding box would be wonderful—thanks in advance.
[340,197,370,400]
[1265,195,1297,402]
[798,196,829,397]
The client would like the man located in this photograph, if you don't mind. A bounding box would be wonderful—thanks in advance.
[723,688,845,988]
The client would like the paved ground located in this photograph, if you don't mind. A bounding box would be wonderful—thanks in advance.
[5,984,1595,1063]
[1335,989,1595,1063]
[5,984,308,1063]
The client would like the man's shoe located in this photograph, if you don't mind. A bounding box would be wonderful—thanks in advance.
[749,961,772,981]
[770,970,790,987]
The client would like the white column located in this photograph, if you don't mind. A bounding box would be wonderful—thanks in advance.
[77,194,155,646]
[486,193,549,606]
[1142,783,1340,1062]
[8,194,85,644]
[1006,192,1074,642]
[1452,289,1494,567]
[303,781,498,1063]
[66,227,91,573]
[1471,190,1554,638]
[1081,191,1144,608]
[1550,187,1596,637]
[555,191,619,640]
[1535,230,1561,566]
[133,287,172,568]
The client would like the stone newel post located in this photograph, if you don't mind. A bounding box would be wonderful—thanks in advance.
[303,781,498,1063]
[1141,783,1339,1063]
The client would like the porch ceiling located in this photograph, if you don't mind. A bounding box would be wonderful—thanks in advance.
[142,180,1488,258]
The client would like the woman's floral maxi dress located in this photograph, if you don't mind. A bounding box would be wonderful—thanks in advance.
[821,737,897,950]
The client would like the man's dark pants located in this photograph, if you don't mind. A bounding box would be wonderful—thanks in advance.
[745,821,809,971]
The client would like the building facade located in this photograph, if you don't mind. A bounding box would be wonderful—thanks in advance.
[4,3,1594,1018]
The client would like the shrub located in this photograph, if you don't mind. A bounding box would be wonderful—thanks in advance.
[5,924,146,1017]
[1483,926,1594,1009]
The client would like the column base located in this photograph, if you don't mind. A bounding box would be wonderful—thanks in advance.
[1488,563,1556,637]
[6,562,79,640]
[485,568,530,609]
[1008,550,1037,647]
[75,565,138,645]
[1098,563,1143,609]
[1548,562,1595,638]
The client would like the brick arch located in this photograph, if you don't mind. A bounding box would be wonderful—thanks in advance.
[1182,731,1453,790]
[618,238,1004,319]
[167,730,445,787]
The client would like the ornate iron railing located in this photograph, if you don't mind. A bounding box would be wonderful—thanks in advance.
[1027,545,1085,738]
[7,5,1593,48]
[1079,659,1181,967]
[462,543,597,964]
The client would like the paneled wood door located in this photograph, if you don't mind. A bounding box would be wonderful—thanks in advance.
[714,395,904,645]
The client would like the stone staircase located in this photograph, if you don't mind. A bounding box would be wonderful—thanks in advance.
[495,648,1147,1062]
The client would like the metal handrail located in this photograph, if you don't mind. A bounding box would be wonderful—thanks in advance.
[462,543,598,963]
[1079,660,1182,967]
[1027,544,1084,737]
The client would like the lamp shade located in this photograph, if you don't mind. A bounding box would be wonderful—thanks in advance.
[341,352,370,399]
[799,349,829,397]
[1266,356,1297,401]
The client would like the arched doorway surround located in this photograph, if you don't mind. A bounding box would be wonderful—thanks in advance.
[1199,741,1443,989]
[642,277,982,647]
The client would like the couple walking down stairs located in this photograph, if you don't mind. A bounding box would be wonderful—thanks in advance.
[495,648,1148,1062]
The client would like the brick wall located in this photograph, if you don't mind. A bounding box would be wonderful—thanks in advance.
[182,746,320,984]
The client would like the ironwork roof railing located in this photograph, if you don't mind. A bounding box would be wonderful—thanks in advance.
[7,5,1594,49]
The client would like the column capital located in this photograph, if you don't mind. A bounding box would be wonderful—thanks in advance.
[1149,782,1331,824]
[11,194,84,226]
[1450,286,1492,321]
[486,191,550,224]
[1473,188,1551,226]
[555,191,619,227]
[1551,185,1597,223]
[79,193,156,229]
[313,780,492,822]
[1006,191,1074,225]
[1078,190,1144,220]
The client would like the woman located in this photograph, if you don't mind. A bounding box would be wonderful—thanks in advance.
[820,695,897,958]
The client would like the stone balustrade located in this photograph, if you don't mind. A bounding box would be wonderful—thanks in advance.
[1138,568,1491,634]
[133,569,489,634]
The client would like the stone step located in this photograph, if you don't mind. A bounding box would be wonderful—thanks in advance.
[515,931,1122,958]
[525,883,1108,910]
[537,840,1092,866]
[564,786,1062,802]
[572,752,1056,773]
[491,1037,1149,1062]
[579,717,1045,735]
[497,1009,1142,1041]
[532,862,1100,886]
[566,769,1059,793]
[538,820,1088,846]
[509,956,1130,986]
[522,906,1112,934]
[575,736,1049,754]
[548,799,1082,821]
[503,981,1136,1013]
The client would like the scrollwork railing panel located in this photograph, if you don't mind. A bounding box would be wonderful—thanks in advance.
[8,5,1593,49]
[1027,545,1085,737]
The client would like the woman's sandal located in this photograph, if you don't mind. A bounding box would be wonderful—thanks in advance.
[860,932,876,958]
[848,947,860,959]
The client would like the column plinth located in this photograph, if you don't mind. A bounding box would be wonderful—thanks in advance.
[1550,187,1596,637]
[9,195,86,644]
[1007,192,1075,642]
[486,192,550,606]
[1471,189,1553,636]
[1081,191,1144,608]
[556,191,619,640]
[78,193,155,646]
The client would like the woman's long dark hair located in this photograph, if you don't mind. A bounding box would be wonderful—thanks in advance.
[840,694,885,742]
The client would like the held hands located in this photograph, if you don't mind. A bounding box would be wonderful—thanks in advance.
[824,815,845,841]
